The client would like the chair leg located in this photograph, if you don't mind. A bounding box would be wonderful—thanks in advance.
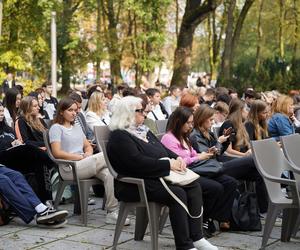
[292,209,300,237]
[112,202,130,250]
[102,193,106,210]
[53,181,67,209]
[159,206,169,234]
[79,182,92,226]
[148,203,161,250]
[135,207,148,241]
[281,207,299,242]
[261,204,279,248]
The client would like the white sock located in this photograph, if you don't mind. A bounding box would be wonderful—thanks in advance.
[35,203,48,213]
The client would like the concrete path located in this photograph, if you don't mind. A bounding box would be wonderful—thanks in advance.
[0,197,299,250]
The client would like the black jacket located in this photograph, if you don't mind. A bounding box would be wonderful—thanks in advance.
[107,129,177,201]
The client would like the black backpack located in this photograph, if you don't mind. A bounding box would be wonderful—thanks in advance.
[230,190,262,231]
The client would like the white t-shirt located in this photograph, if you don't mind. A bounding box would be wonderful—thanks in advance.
[49,123,85,154]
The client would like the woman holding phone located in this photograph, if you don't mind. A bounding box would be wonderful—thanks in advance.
[190,104,268,215]
[161,106,237,233]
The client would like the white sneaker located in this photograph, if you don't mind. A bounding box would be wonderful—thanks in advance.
[193,238,218,250]
[105,210,130,226]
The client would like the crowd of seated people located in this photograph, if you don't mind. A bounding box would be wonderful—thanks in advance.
[2,79,300,249]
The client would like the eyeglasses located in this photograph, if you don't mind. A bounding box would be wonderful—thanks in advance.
[135,108,149,115]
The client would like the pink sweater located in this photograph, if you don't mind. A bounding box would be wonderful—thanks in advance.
[161,132,199,165]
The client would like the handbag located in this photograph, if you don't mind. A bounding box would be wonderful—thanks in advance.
[158,158,202,218]
[189,158,224,178]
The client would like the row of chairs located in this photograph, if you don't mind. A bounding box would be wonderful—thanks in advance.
[251,134,300,248]
[43,126,166,250]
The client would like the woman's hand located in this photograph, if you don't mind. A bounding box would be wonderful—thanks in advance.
[218,134,230,144]
[11,139,22,147]
[244,149,252,156]
[83,152,93,158]
[170,158,185,172]
[198,152,214,161]
[176,157,186,171]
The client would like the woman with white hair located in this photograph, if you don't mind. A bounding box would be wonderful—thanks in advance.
[85,91,110,130]
[107,96,217,250]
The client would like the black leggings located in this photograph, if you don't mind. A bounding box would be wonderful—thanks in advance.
[0,145,55,202]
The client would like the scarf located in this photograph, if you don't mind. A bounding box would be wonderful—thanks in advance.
[126,124,149,142]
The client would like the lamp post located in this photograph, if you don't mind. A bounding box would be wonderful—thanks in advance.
[51,11,57,97]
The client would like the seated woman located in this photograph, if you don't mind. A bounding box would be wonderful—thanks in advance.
[3,87,21,127]
[49,97,129,225]
[190,104,268,214]
[107,96,217,250]
[219,99,251,158]
[180,93,200,112]
[0,165,68,227]
[15,96,48,149]
[85,91,110,130]
[28,89,50,120]
[268,95,295,140]
[245,100,269,141]
[161,106,237,232]
[0,102,54,203]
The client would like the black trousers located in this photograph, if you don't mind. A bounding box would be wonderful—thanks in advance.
[221,155,269,213]
[198,175,237,222]
[0,145,54,202]
[116,179,203,250]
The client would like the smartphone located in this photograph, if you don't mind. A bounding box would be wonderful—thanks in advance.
[223,127,233,136]
[207,146,218,154]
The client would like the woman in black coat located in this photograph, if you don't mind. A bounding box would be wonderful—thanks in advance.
[107,96,217,250]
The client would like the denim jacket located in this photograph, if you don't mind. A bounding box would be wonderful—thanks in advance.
[268,113,295,140]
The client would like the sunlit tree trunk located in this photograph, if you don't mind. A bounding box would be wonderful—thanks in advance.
[279,0,285,60]
[255,0,264,72]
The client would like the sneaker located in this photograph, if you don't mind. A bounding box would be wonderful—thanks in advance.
[193,238,218,250]
[203,221,213,238]
[36,207,68,224]
[37,219,68,229]
[105,210,130,226]
[88,198,96,205]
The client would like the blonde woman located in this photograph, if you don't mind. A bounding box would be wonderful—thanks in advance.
[15,96,47,148]
[268,95,295,140]
[85,91,110,131]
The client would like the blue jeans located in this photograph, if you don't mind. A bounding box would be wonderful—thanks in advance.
[0,166,41,223]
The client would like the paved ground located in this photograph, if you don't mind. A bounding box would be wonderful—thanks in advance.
[1,197,300,250]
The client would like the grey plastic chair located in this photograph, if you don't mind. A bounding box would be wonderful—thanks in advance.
[251,138,300,248]
[280,134,300,236]
[43,131,104,226]
[94,125,165,250]
[155,119,168,134]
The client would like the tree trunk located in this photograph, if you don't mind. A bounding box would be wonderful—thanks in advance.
[59,0,73,93]
[255,0,264,72]
[219,0,236,84]
[279,0,285,60]
[0,0,3,39]
[105,0,122,84]
[96,0,102,82]
[292,0,298,63]
[170,0,219,87]
[175,0,179,39]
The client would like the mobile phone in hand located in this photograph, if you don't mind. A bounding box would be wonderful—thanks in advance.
[223,127,233,136]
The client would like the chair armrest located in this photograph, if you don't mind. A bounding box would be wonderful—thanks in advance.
[288,162,300,175]
[118,177,145,185]
[264,175,297,186]
[55,158,77,166]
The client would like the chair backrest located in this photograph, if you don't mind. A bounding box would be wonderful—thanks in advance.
[43,130,59,163]
[280,134,300,182]
[155,119,168,134]
[251,138,293,203]
[94,125,118,179]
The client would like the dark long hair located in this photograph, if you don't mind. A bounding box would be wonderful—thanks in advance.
[166,106,194,149]
[0,102,14,134]
[53,97,76,125]
[3,87,20,122]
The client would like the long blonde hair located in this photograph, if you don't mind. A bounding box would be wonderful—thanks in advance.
[247,100,268,140]
[228,99,250,150]
[272,95,293,116]
[87,91,106,116]
[18,96,46,132]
